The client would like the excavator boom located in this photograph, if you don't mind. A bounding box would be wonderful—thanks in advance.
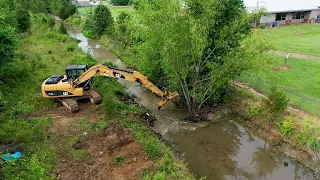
[73,65,179,109]
[42,64,179,111]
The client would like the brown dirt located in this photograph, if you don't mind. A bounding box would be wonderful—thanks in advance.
[273,65,292,71]
[271,50,320,61]
[32,102,153,180]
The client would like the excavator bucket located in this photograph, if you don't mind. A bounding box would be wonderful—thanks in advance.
[157,92,180,110]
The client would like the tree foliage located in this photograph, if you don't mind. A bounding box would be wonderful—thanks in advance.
[111,0,131,6]
[58,0,77,20]
[262,87,289,124]
[113,11,132,55]
[0,25,17,77]
[133,0,270,119]
[16,8,31,33]
[84,5,114,38]
[93,5,114,36]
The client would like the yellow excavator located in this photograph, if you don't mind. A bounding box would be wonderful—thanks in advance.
[41,64,179,112]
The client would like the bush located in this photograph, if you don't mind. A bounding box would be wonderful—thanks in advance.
[262,87,289,124]
[67,45,75,52]
[0,25,17,76]
[59,22,67,34]
[257,24,266,29]
[276,116,294,136]
[47,17,56,28]
[16,8,31,33]
[111,0,131,6]
[58,1,77,20]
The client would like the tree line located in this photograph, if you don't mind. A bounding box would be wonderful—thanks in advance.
[0,0,77,79]
[89,0,271,120]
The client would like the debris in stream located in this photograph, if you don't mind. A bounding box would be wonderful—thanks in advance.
[139,110,156,127]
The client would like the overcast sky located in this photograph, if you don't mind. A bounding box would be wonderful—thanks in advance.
[243,0,320,12]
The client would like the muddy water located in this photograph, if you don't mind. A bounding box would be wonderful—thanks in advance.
[65,24,316,180]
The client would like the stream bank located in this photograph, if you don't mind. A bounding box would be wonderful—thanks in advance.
[64,23,319,179]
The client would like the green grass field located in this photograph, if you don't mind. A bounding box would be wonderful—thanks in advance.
[238,55,320,115]
[77,5,134,18]
[256,24,320,57]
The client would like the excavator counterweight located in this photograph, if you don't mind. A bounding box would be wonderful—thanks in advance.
[42,64,179,112]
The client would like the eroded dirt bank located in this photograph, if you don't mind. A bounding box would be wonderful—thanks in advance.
[33,103,152,180]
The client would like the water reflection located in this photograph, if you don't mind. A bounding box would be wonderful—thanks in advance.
[169,120,315,180]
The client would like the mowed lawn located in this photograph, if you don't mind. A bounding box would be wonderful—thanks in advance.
[77,5,134,18]
[255,24,320,57]
[239,55,320,115]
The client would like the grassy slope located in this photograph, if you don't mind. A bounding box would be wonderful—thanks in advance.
[239,54,320,115]
[255,24,320,57]
[77,5,134,18]
[0,14,194,179]
[0,14,86,179]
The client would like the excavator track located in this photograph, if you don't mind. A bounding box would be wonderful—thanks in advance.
[86,89,102,104]
[59,98,79,113]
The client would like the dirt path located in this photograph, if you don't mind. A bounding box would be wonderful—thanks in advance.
[271,50,320,61]
[33,102,152,180]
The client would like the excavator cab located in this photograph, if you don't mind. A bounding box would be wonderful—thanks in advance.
[65,65,91,89]
[66,65,88,80]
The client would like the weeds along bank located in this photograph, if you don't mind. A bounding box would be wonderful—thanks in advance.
[228,86,320,175]
[0,13,194,179]
[0,14,86,179]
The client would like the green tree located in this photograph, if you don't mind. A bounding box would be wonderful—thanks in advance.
[16,8,31,33]
[111,0,131,6]
[114,11,132,56]
[0,0,17,28]
[58,0,76,20]
[133,0,270,120]
[93,5,114,37]
[59,22,67,34]
[262,87,289,125]
[0,25,17,78]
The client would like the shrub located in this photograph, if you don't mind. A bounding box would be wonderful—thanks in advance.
[276,116,294,136]
[58,1,77,20]
[262,87,289,124]
[67,45,75,52]
[59,22,67,34]
[111,0,131,6]
[16,8,31,33]
[0,25,17,76]
[257,24,266,29]
[47,17,56,28]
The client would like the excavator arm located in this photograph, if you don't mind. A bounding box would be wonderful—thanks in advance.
[73,65,179,109]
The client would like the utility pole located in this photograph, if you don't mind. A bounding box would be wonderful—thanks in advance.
[284,53,289,66]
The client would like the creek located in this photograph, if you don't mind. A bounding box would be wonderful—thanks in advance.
[65,24,316,180]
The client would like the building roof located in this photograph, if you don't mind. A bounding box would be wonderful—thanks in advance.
[244,0,319,12]
[269,8,319,14]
